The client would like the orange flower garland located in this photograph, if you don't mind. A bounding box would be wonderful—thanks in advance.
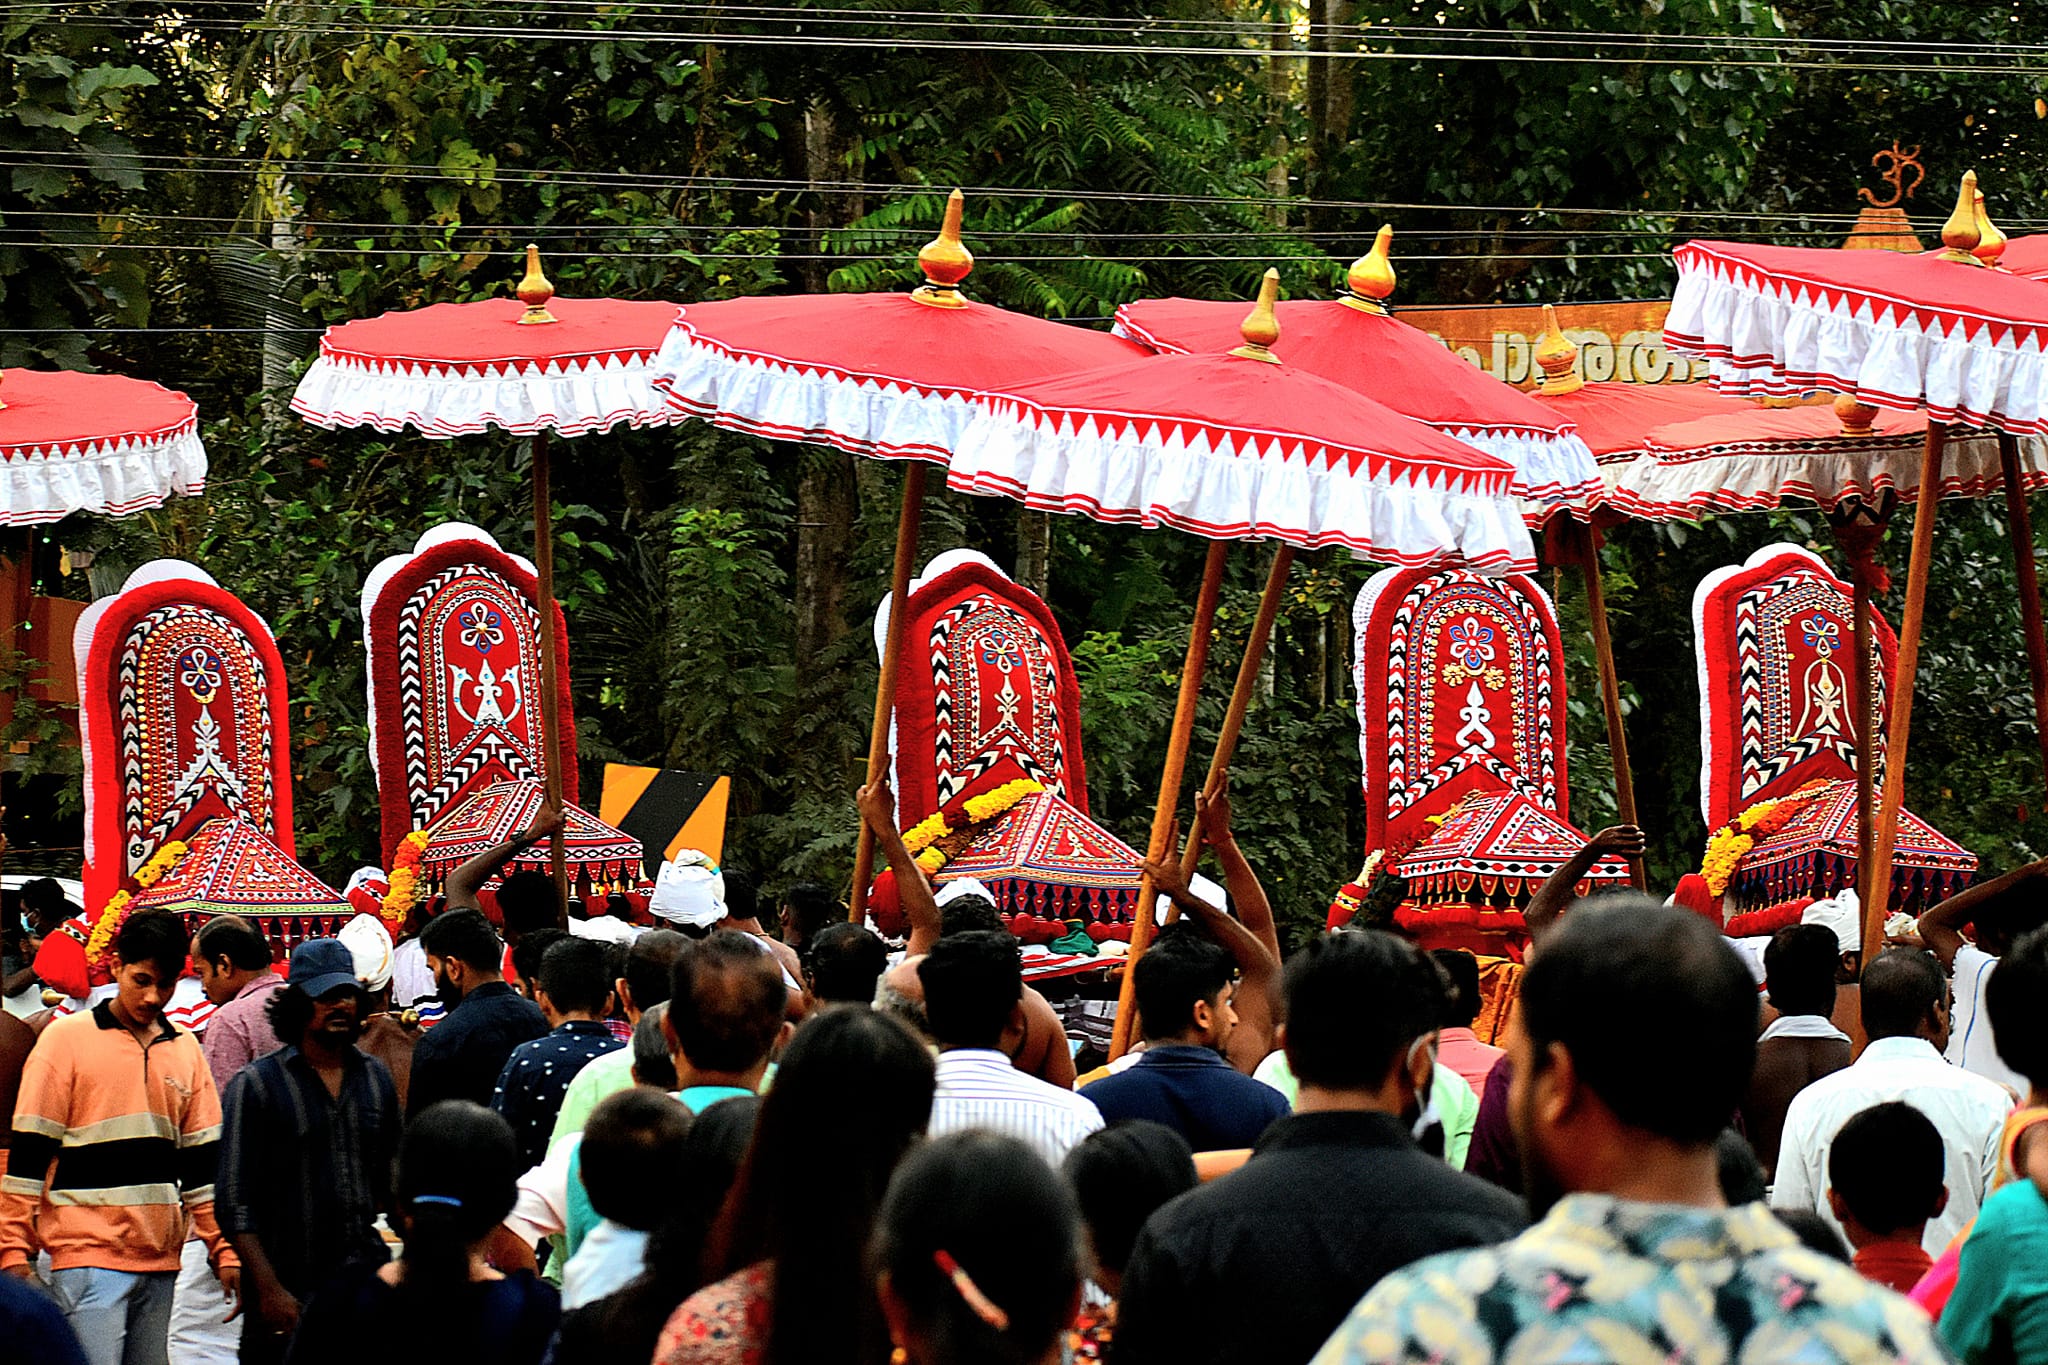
[85,840,190,968]
[381,830,431,931]
[902,778,1044,878]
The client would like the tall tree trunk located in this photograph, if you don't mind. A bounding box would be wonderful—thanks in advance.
[1266,4,1293,220]
[1016,511,1051,599]
[795,447,856,665]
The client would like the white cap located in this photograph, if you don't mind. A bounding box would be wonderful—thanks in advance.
[1802,889,1861,956]
[337,913,395,991]
[934,877,996,908]
[1156,873,1226,925]
[650,849,726,927]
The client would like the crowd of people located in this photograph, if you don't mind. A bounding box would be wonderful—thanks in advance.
[3,777,2048,1365]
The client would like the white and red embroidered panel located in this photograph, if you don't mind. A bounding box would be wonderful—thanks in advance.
[881,550,1089,827]
[74,562,294,910]
[362,524,579,865]
[1694,544,1899,830]
[1353,567,1567,850]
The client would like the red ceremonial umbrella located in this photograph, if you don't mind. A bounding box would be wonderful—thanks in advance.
[417,778,642,888]
[950,269,1532,1054]
[1665,171,2048,948]
[646,191,1149,918]
[291,248,681,918]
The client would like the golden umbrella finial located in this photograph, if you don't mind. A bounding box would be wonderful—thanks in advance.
[1939,171,1984,265]
[911,190,974,309]
[1534,304,1583,396]
[1833,392,1879,436]
[1341,225,1397,315]
[515,244,558,324]
[1973,188,2008,268]
[1230,269,1284,364]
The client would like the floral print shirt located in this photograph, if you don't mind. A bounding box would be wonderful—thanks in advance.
[1312,1193,1952,1364]
[654,1262,772,1365]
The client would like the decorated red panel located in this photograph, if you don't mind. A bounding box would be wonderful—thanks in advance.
[886,552,1088,826]
[1693,544,1898,830]
[74,563,294,910]
[362,525,578,864]
[1352,567,1567,850]
[936,789,1143,924]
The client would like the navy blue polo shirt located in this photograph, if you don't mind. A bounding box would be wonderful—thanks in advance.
[1080,1043,1291,1151]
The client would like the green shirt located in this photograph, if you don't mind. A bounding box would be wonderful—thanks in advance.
[1944,1180,2048,1364]
[1252,1052,1478,1170]
[547,1046,636,1157]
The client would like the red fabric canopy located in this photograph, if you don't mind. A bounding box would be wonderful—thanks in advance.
[948,348,1536,568]
[651,293,1146,464]
[2001,235,2048,281]
[0,369,197,456]
[1529,381,1754,459]
[1114,297,1598,513]
[420,779,642,888]
[1667,240,2048,432]
[311,297,680,374]
[1115,299,1574,440]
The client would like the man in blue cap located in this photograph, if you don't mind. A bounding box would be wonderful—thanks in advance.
[214,938,400,1365]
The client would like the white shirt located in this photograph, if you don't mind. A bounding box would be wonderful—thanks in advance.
[392,937,435,1010]
[1759,1014,1850,1044]
[561,1219,649,1310]
[1771,1034,2014,1255]
[928,1048,1103,1166]
[1945,944,2028,1098]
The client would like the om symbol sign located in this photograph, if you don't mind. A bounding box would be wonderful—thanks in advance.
[178,647,224,705]
[980,631,1024,674]
[1799,613,1840,659]
[458,602,505,654]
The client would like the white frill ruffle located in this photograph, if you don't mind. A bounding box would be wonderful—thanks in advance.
[948,404,1536,571]
[1598,429,2048,521]
[0,428,207,526]
[649,328,966,462]
[1445,426,1602,521]
[1666,251,2048,433]
[290,352,678,439]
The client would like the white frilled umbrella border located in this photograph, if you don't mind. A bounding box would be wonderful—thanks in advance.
[289,350,682,440]
[1596,429,2048,522]
[946,399,1537,571]
[649,322,971,464]
[0,425,207,527]
[1665,242,2048,434]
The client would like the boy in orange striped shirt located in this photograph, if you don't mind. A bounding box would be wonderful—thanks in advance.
[1,910,240,1365]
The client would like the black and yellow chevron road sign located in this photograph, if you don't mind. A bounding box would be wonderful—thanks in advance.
[600,765,730,876]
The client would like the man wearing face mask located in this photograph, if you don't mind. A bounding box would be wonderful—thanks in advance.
[216,940,401,1364]
[404,909,546,1119]
[1316,899,1949,1365]
[1113,929,1524,1365]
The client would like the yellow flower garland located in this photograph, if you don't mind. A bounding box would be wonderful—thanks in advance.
[86,840,189,967]
[962,778,1041,824]
[914,846,949,874]
[898,777,1044,876]
[1697,781,1831,898]
[901,812,950,855]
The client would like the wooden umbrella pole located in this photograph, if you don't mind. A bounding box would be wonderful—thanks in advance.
[1851,575,1880,963]
[1172,544,1295,895]
[1998,431,2048,803]
[1872,421,1949,919]
[531,431,570,926]
[1110,540,1229,1059]
[849,463,929,922]
[1577,522,1644,888]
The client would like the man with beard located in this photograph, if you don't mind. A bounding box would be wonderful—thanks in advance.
[405,909,546,1117]
[1315,899,1949,1365]
[1113,930,1522,1365]
[216,939,399,1363]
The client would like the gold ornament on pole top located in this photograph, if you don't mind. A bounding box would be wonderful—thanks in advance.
[1938,171,1985,265]
[1534,304,1583,396]
[1833,393,1880,436]
[911,189,974,309]
[1973,189,2009,268]
[1229,269,1284,364]
[515,244,559,324]
[1341,225,1397,315]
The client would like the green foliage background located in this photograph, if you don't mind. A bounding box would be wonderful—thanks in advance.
[8,1,2048,947]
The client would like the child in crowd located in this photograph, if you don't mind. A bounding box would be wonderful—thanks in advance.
[1826,1102,1947,1293]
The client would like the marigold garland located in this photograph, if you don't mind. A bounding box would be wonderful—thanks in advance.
[1697,781,1830,898]
[914,846,949,875]
[899,778,1044,879]
[381,830,431,931]
[901,812,950,855]
[85,840,189,968]
[961,778,1042,825]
